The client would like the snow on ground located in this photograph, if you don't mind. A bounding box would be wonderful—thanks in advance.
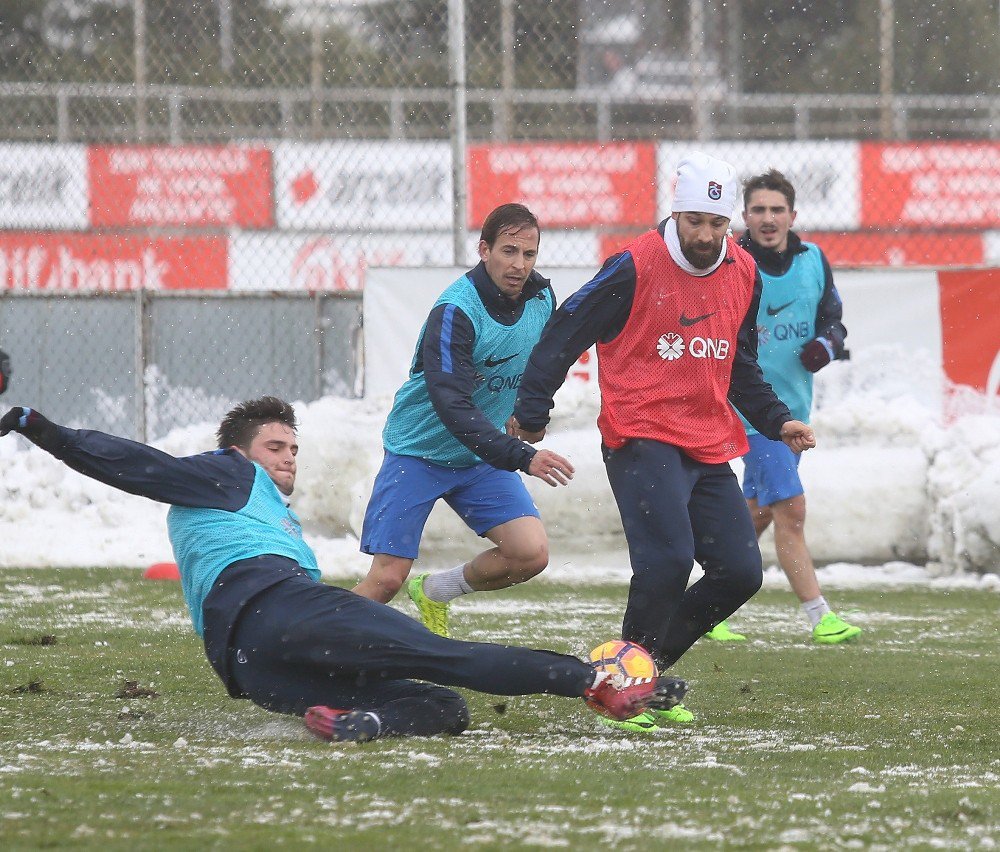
[0,344,998,584]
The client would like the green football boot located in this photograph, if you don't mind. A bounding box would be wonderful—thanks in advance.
[812,612,862,645]
[596,710,660,733]
[703,619,747,642]
[649,704,695,724]
[407,572,450,637]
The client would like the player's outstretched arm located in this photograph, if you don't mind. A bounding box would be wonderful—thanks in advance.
[1,406,253,510]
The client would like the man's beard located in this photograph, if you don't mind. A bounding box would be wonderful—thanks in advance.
[680,238,722,269]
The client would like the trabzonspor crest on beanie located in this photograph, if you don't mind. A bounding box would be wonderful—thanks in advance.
[670,152,739,219]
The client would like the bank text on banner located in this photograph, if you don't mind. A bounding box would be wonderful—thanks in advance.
[0,233,228,291]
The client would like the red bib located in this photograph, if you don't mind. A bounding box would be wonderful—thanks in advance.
[596,229,757,463]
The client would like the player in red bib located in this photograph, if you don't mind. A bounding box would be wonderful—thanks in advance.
[513,153,815,731]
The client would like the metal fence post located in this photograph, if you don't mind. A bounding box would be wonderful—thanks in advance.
[314,292,325,400]
[879,0,895,140]
[134,288,149,442]
[689,0,709,140]
[134,0,147,142]
[449,0,467,266]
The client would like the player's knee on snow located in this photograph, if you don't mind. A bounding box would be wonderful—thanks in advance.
[442,693,471,735]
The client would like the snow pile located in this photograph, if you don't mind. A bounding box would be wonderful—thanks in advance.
[924,415,1000,574]
[1,344,998,576]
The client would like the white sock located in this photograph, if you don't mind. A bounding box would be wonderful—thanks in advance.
[802,596,831,629]
[422,565,474,603]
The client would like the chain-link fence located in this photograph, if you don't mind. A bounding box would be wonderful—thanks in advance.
[1,1,999,424]
[0,291,362,440]
[0,1,996,279]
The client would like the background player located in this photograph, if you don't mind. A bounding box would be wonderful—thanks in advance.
[353,203,573,637]
[705,169,860,645]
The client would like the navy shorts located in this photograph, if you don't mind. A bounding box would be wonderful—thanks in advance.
[361,451,539,558]
[741,432,804,506]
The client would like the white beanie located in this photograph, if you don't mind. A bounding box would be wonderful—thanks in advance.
[670,152,739,220]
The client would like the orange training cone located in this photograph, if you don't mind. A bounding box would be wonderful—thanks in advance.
[143,562,180,581]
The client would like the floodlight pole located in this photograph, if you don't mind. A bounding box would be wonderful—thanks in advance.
[449,0,468,266]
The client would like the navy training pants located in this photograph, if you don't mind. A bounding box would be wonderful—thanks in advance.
[603,439,763,670]
[224,572,596,737]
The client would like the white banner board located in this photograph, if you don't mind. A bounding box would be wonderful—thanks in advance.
[364,266,943,407]
[364,266,602,398]
[274,141,452,230]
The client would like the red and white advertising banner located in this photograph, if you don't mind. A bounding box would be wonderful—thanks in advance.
[230,232,453,292]
[0,233,227,291]
[656,141,860,230]
[790,231,984,267]
[230,230,599,291]
[861,142,1000,229]
[0,144,89,230]
[88,145,273,228]
[937,269,1000,396]
[600,229,984,268]
[274,142,452,230]
[468,142,657,229]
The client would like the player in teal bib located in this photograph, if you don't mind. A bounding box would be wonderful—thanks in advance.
[2,398,683,741]
[168,462,319,635]
[355,204,575,638]
[706,169,861,647]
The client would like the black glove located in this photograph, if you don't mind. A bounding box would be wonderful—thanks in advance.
[0,349,9,395]
[0,407,49,438]
[799,338,833,373]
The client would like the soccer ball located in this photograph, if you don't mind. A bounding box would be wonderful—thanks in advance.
[588,640,658,683]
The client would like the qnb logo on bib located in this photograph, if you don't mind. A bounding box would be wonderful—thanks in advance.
[487,372,522,392]
[657,332,730,361]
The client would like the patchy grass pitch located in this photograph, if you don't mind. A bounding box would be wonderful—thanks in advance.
[0,568,997,849]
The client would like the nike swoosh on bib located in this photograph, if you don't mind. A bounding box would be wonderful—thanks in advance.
[484,353,519,368]
[766,300,795,316]
[678,311,717,327]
